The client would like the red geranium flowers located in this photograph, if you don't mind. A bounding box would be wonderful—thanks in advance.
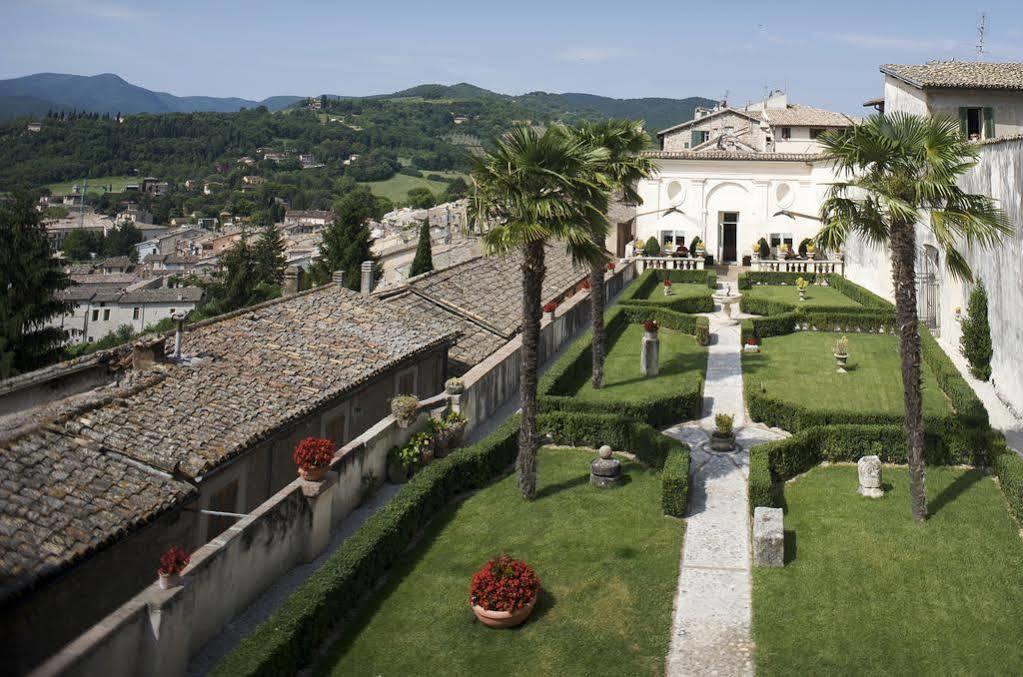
[644,319,659,333]
[543,301,558,313]
[469,555,540,612]
[292,437,334,471]
[159,546,190,576]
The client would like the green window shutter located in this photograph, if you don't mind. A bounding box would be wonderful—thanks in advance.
[958,107,968,137]
[691,130,702,147]
[983,107,995,138]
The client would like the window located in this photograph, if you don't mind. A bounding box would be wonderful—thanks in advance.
[395,367,417,396]
[690,130,709,147]
[809,128,825,139]
[91,309,99,322]
[206,479,239,540]
[102,309,110,321]
[325,412,346,447]
[659,230,686,249]
[133,307,140,320]
[960,107,993,140]
[781,127,791,140]
[769,233,794,249]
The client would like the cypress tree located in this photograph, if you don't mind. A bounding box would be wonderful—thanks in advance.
[0,193,73,376]
[960,282,993,381]
[408,219,433,277]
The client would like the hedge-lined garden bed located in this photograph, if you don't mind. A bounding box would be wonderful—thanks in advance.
[618,269,715,314]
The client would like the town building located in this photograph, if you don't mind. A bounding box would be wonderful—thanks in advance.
[283,209,333,233]
[1,283,457,673]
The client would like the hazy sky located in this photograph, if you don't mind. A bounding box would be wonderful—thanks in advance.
[3,0,1022,113]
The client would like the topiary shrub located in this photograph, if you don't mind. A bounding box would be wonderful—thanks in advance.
[758,237,771,259]
[643,236,661,256]
[798,238,812,258]
[689,236,702,254]
[661,449,690,517]
[960,282,993,381]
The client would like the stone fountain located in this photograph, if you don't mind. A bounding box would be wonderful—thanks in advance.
[711,283,742,323]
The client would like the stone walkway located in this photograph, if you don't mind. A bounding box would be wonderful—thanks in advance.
[663,306,784,676]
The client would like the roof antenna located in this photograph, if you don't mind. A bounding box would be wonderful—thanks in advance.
[975,12,989,59]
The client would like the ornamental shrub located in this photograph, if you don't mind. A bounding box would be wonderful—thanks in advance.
[158,546,190,576]
[643,236,661,256]
[661,449,690,517]
[690,236,702,253]
[798,237,812,257]
[469,556,541,611]
[408,219,434,277]
[757,237,770,259]
[292,437,335,471]
[960,282,993,381]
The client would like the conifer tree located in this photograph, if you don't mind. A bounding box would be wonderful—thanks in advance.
[408,219,433,277]
[253,223,286,285]
[312,189,379,290]
[960,282,993,381]
[0,193,73,377]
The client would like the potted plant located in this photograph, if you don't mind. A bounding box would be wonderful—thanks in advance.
[469,555,541,628]
[690,236,702,258]
[391,395,419,428]
[834,336,849,373]
[778,243,789,259]
[710,413,736,452]
[606,261,615,272]
[386,444,419,483]
[796,276,809,301]
[744,337,760,353]
[440,410,468,454]
[806,242,816,260]
[643,319,659,336]
[663,278,673,296]
[158,546,190,590]
[409,431,435,465]
[444,377,465,396]
[758,237,771,260]
[695,240,706,258]
[580,278,591,291]
[543,301,558,320]
[292,437,335,482]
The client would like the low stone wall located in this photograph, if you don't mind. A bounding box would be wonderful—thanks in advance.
[32,261,636,677]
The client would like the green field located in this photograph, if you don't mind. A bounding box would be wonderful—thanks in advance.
[633,281,713,305]
[743,332,951,417]
[753,465,1023,675]
[321,448,683,676]
[45,175,137,196]
[744,284,863,308]
[361,171,467,203]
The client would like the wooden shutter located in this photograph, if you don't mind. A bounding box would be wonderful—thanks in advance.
[983,107,995,139]
[691,130,702,147]
[958,107,968,137]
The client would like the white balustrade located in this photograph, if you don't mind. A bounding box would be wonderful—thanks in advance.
[636,256,706,273]
[749,258,845,276]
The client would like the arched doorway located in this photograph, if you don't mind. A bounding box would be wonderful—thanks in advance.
[919,245,941,330]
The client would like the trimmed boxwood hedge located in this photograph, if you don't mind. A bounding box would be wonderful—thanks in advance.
[737,271,894,311]
[661,448,690,517]
[990,434,1023,523]
[618,269,715,314]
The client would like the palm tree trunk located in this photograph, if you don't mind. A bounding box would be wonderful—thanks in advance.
[518,239,546,500]
[590,249,607,389]
[890,222,928,522]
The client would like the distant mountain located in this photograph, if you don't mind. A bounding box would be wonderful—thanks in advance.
[0,73,302,119]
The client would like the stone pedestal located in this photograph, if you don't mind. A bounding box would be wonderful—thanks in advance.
[641,332,660,377]
[753,507,784,567]
[590,445,622,488]
[857,455,884,498]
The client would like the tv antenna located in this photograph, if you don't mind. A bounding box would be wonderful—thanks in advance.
[975,12,989,58]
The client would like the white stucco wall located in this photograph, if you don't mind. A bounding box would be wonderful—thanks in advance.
[772,127,824,154]
[883,75,930,116]
[635,158,837,260]
[883,74,1023,137]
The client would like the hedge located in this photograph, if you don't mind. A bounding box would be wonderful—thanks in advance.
[619,305,710,345]
[737,271,895,312]
[661,449,690,517]
[648,267,717,289]
[213,415,522,677]
[618,269,714,314]
[989,434,1023,523]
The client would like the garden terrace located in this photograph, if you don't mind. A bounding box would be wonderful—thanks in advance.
[319,448,684,676]
[617,269,715,315]
[752,465,1023,676]
[741,284,862,311]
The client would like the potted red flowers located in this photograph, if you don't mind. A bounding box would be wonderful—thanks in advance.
[158,546,190,589]
[663,278,673,296]
[606,262,615,271]
[543,301,557,320]
[469,555,541,628]
[293,437,335,482]
[643,319,659,335]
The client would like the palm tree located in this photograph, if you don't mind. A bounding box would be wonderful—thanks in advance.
[470,125,609,499]
[817,112,1010,521]
[568,120,654,389]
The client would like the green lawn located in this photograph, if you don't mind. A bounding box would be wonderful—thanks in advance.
[633,282,713,305]
[321,448,683,676]
[743,332,951,416]
[744,284,862,308]
[362,171,467,203]
[753,465,1023,675]
[570,324,706,402]
[45,175,137,195]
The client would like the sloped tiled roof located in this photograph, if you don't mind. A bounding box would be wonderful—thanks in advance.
[643,150,824,162]
[760,105,856,127]
[392,292,506,374]
[881,61,1023,90]
[118,287,204,304]
[656,107,762,136]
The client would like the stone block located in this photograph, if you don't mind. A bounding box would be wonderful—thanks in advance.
[857,455,884,498]
[641,334,659,376]
[752,507,784,568]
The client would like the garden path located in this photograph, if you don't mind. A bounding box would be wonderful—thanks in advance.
[663,306,785,676]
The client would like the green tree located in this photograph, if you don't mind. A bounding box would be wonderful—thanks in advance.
[406,187,436,209]
[443,177,469,201]
[567,120,654,389]
[470,125,607,499]
[960,282,993,381]
[409,219,434,277]
[62,228,102,260]
[253,223,287,285]
[0,193,73,376]
[101,222,143,259]
[643,236,660,256]
[313,192,379,290]
[817,113,1010,521]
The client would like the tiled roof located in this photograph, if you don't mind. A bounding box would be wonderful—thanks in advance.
[66,285,458,479]
[405,246,587,338]
[99,256,134,268]
[0,428,196,601]
[643,150,824,162]
[391,292,506,374]
[656,107,762,136]
[881,61,1023,90]
[760,105,855,127]
[118,287,204,304]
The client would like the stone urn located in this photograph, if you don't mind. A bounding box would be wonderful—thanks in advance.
[857,455,884,498]
[298,465,329,482]
[798,287,807,301]
[472,594,538,629]
[640,326,660,377]
[158,573,182,590]
[834,352,848,373]
[709,431,737,452]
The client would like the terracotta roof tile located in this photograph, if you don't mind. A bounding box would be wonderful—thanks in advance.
[882,61,1023,90]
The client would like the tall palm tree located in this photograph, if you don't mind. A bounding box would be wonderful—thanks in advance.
[470,125,608,499]
[817,112,1010,521]
[568,120,654,389]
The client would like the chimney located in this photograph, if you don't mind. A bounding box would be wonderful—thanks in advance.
[172,312,186,359]
[331,269,345,287]
[360,261,374,296]
[285,265,303,294]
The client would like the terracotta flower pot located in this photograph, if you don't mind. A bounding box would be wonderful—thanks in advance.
[471,593,538,628]
[158,572,181,590]
[299,465,329,482]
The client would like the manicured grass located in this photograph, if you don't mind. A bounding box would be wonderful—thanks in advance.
[321,448,683,676]
[743,332,951,417]
[45,175,137,195]
[753,465,1023,675]
[634,282,713,305]
[571,324,706,403]
[744,284,862,308]
[361,171,467,203]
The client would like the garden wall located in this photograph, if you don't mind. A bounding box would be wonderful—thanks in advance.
[32,262,636,677]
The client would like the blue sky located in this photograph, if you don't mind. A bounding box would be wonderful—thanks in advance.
[2,0,1022,113]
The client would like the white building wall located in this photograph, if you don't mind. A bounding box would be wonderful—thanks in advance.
[883,75,930,116]
[772,127,823,154]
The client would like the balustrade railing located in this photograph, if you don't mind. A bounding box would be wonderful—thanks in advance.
[636,256,705,272]
[750,258,844,276]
